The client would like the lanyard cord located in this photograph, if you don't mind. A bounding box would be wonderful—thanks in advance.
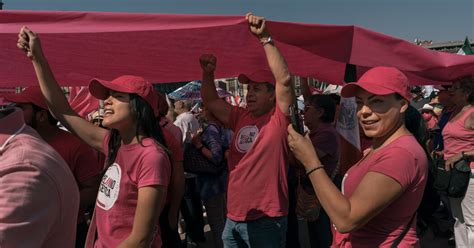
[0,124,26,153]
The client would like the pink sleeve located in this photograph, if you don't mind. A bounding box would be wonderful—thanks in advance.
[226,106,246,131]
[369,148,418,189]
[102,131,111,157]
[137,149,171,188]
[73,141,103,182]
[272,105,290,127]
[0,163,59,246]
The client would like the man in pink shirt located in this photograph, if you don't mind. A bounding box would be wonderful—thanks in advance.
[200,13,295,247]
[2,86,102,247]
[0,107,79,247]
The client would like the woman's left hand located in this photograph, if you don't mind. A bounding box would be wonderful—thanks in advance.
[445,153,463,171]
[287,124,321,170]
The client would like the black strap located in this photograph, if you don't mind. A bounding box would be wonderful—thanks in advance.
[391,214,416,248]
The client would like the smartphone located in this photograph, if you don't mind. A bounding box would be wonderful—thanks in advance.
[289,104,305,135]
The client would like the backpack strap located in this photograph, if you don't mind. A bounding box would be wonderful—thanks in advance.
[391,213,415,248]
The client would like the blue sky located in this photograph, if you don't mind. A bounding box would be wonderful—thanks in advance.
[4,0,473,42]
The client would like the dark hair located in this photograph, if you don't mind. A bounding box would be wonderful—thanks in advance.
[411,86,422,94]
[428,91,439,100]
[32,104,57,126]
[106,93,169,167]
[328,93,341,105]
[308,94,336,123]
[395,94,432,162]
[457,76,474,104]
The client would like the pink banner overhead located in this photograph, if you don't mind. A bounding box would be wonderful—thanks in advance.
[1,10,473,87]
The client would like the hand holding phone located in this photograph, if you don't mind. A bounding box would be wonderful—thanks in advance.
[289,104,304,135]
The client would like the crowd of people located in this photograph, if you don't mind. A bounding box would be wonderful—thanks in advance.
[0,12,473,248]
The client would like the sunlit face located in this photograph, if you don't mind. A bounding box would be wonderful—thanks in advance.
[174,101,184,115]
[102,91,135,130]
[245,83,275,116]
[355,90,407,139]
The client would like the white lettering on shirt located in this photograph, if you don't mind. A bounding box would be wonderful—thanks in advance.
[235,125,259,153]
[97,163,121,210]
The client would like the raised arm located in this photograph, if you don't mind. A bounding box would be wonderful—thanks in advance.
[199,54,232,126]
[17,27,107,153]
[246,13,295,115]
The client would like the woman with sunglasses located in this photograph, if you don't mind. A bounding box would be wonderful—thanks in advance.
[288,67,430,247]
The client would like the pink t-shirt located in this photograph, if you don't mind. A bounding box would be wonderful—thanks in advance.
[48,129,102,222]
[334,135,428,248]
[161,117,183,145]
[163,128,184,163]
[48,130,102,182]
[226,106,290,221]
[0,108,79,247]
[94,133,171,248]
[442,107,474,168]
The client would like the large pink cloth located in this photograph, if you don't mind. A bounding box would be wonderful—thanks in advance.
[1,10,474,87]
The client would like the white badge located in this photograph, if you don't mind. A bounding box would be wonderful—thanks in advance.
[235,125,259,153]
[97,163,121,210]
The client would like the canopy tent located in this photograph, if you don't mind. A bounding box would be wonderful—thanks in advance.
[168,80,232,100]
[1,10,474,87]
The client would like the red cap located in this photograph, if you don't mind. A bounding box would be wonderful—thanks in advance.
[2,86,49,110]
[89,75,159,115]
[341,67,411,101]
[238,70,276,85]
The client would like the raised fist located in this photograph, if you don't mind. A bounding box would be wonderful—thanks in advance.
[17,26,44,60]
[245,12,269,39]
[199,54,217,73]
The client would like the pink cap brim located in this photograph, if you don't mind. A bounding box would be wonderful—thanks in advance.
[341,82,410,100]
[89,78,115,100]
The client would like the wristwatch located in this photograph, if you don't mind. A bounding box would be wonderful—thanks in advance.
[260,36,274,46]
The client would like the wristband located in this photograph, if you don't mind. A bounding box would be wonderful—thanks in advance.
[306,166,324,176]
[260,36,273,46]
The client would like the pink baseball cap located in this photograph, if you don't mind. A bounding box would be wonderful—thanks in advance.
[1,86,49,110]
[238,70,276,85]
[89,75,159,115]
[341,67,411,101]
